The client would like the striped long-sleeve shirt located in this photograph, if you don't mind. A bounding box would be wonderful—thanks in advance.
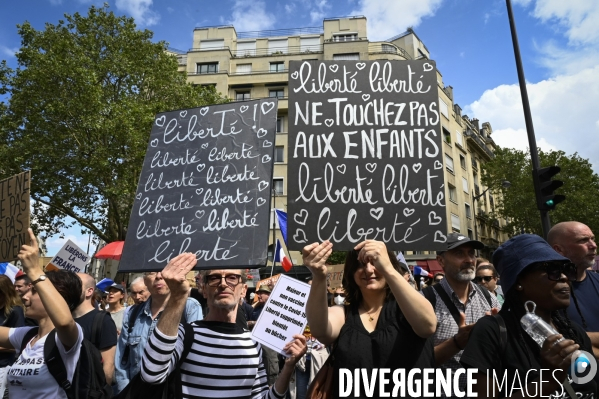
[141,320,285,399]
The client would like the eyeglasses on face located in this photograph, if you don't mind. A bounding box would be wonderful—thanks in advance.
[205,274,242,287]
[528,261,577,281]
[474,275,494,283]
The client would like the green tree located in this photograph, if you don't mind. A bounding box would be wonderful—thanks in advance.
[0,5,226,243]
[481,147,599,236]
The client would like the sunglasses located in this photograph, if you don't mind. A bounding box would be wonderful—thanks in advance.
[528,261,577,281]
[474,276,494,283]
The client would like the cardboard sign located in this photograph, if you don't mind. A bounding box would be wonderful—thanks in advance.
[0,171,31,263]
[256,273,281,291]
[326,264,344,289]
[287,60,447,251]
[46,239,90,273]
[119,100,278,272]
[252,275,310,356]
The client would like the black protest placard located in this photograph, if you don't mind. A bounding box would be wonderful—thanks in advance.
[119,99,278,272]
[287,60,447,251]
[0,171,31,262]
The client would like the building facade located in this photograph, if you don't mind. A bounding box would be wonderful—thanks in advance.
[172,16,507,275]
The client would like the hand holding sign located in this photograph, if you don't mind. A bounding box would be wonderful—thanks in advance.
[302,241,333,278]
[160,252,197,298]
[282,334,308,365]
[17,228,40,279]
[354,240,394,276]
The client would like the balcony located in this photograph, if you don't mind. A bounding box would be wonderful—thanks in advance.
[471,159,478,170]
[367,42,412,59]
[187,45,324,58]
[464,129,495,159]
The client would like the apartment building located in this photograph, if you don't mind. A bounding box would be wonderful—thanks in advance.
[172,16,507,276]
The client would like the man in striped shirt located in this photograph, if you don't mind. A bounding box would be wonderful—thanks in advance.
[141,253,307,398]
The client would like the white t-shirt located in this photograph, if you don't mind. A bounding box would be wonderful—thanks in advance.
[7,324,83,399]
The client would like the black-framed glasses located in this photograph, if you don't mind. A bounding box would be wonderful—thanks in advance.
[528,261,577,281]
[474,276,494,283]
[206,274,242,287]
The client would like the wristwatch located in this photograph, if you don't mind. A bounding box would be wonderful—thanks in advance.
[31,275,48,285]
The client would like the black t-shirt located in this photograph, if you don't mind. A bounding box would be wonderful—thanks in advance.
[189,288,208,317]
[75,308,118,350]
[0,306,25,367]
[461,313,599,398]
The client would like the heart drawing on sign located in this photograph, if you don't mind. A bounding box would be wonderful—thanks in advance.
[180,110,188,118]
[256,197,266,207]
[294,229,308,244]
[423,62,433,72]
[136,193,142,200]
[434,160,443,170]
[413,163,422,173]
[294,209,308,225]
[155,115,166,127]
[261,101,275,115]
[258,181,269,191]
[365,163,377,173]
[291,71,299,79]
[201,143,209,149]
[428,211,442,225]
[362,94,370,101]
[434,231,447,243]
[199,107,209,116]
[262,154,271,163]
[256,128,268,138]
[370,207,384,220]
[262,140,272,148]
[336,164,346,174]
[325,119,334,127]
[195,210,205,219]
[356,62,366,70]
[196,164,206,172]
[329,64,338,73]
[240,105,249,113]
[403,208,415,217]
[150,139,159,147]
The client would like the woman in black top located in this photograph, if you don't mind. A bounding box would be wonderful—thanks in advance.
[304,240,436,398]
[0,274,25,397]
[461,234,599,398]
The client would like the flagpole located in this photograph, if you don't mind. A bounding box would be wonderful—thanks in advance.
[270,188,276,278]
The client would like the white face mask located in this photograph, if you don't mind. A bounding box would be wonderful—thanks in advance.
[334,295,345,306]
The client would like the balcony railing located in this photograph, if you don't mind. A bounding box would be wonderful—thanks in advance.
[464,129,495,159]
[188,45,324,58]
[368,42,412,59]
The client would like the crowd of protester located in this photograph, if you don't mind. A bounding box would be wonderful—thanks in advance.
[0,221,596,398]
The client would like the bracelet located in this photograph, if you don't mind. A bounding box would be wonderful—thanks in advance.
[453,335,464,350]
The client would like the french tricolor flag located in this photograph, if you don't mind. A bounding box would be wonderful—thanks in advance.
[0,263,23,282]
[413,266,433,279]
[274,239,293,272]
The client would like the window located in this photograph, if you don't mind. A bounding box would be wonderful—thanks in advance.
[236,91,250,101]
[273,178,284,195]
[449,185,457,202]
[382,44,396,53]
[460,154,467,170]
[236,40,256,57]
[455,130,464,147]
[462,177,469,193]
[467,229,473,240]
[300,36,320,52]
[276,117,283,133]
[465,203,472,219]
[443,127,451,144]
[445,154,454,173]
[200,39,224,50]
[275,146,284,163]
[333,53,360,61]
[439,97,449,119]
[333,33,358,42]
[451,214,461,233]
[270,62,285,72]
[236,64,252,74]
[197,62,218,74]
[268,39,288,55]
[269,89,285,99]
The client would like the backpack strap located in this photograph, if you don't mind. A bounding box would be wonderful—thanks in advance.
[433,283,462,326]
[20,327,39,352]
[90,311,107,349]
[44,330,73,393]
[492,314,507,354]
[474,284,494,308]
[121,303,145,366]
[422,286,437,309]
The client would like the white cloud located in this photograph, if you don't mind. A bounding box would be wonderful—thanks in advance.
[45,234,91,256]
[48,0,63,5]
[227,0,274,32]
[0,45,17,58]
[466,66,599,170]
[351,0,444,41]
[310,0,329,24]
[115,0,160,26]
[285,3,296,14]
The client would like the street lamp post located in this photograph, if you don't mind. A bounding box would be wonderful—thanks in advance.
[472,180,511,244]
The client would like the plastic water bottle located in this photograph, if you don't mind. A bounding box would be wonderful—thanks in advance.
[520,300,563,347]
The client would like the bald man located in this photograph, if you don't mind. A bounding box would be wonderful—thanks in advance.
[548,221,599,357]
[73,273,118,384]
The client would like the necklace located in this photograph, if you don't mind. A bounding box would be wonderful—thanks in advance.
[361,305,382,322]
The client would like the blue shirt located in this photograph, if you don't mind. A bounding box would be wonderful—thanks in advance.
[114,296,202,393]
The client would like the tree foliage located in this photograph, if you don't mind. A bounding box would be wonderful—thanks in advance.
[0,5,226,243]
[481,147,599,236]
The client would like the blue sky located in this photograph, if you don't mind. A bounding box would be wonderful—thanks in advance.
[2,0,598,255]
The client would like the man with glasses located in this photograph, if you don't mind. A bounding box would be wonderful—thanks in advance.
[114,269,202,394]
[141,253,307,398]
[423,232,501,397]
[473,265,504,305]
[548,221,599,358]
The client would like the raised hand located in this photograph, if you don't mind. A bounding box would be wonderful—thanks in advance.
[354,240,393,275]
[302,241,333,278]
[283,334,308,364]
[160,253,197,298]
[453,312,475,350]
[18,228,42,278]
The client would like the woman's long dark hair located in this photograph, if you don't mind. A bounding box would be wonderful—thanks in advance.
[0,275,23,317]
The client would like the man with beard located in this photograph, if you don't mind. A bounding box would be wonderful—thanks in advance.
[548,221,599,357]
[423,233,500,397]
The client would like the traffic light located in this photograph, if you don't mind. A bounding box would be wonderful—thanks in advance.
[532,166,566,211]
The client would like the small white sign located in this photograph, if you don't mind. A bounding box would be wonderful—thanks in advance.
[46,239,90,273]
[251,274,310,356]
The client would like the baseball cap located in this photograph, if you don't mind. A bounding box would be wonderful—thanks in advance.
[256,285,272,294]
[106,283,125,293]
[436,232,484,255]
[493,234,570,293]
